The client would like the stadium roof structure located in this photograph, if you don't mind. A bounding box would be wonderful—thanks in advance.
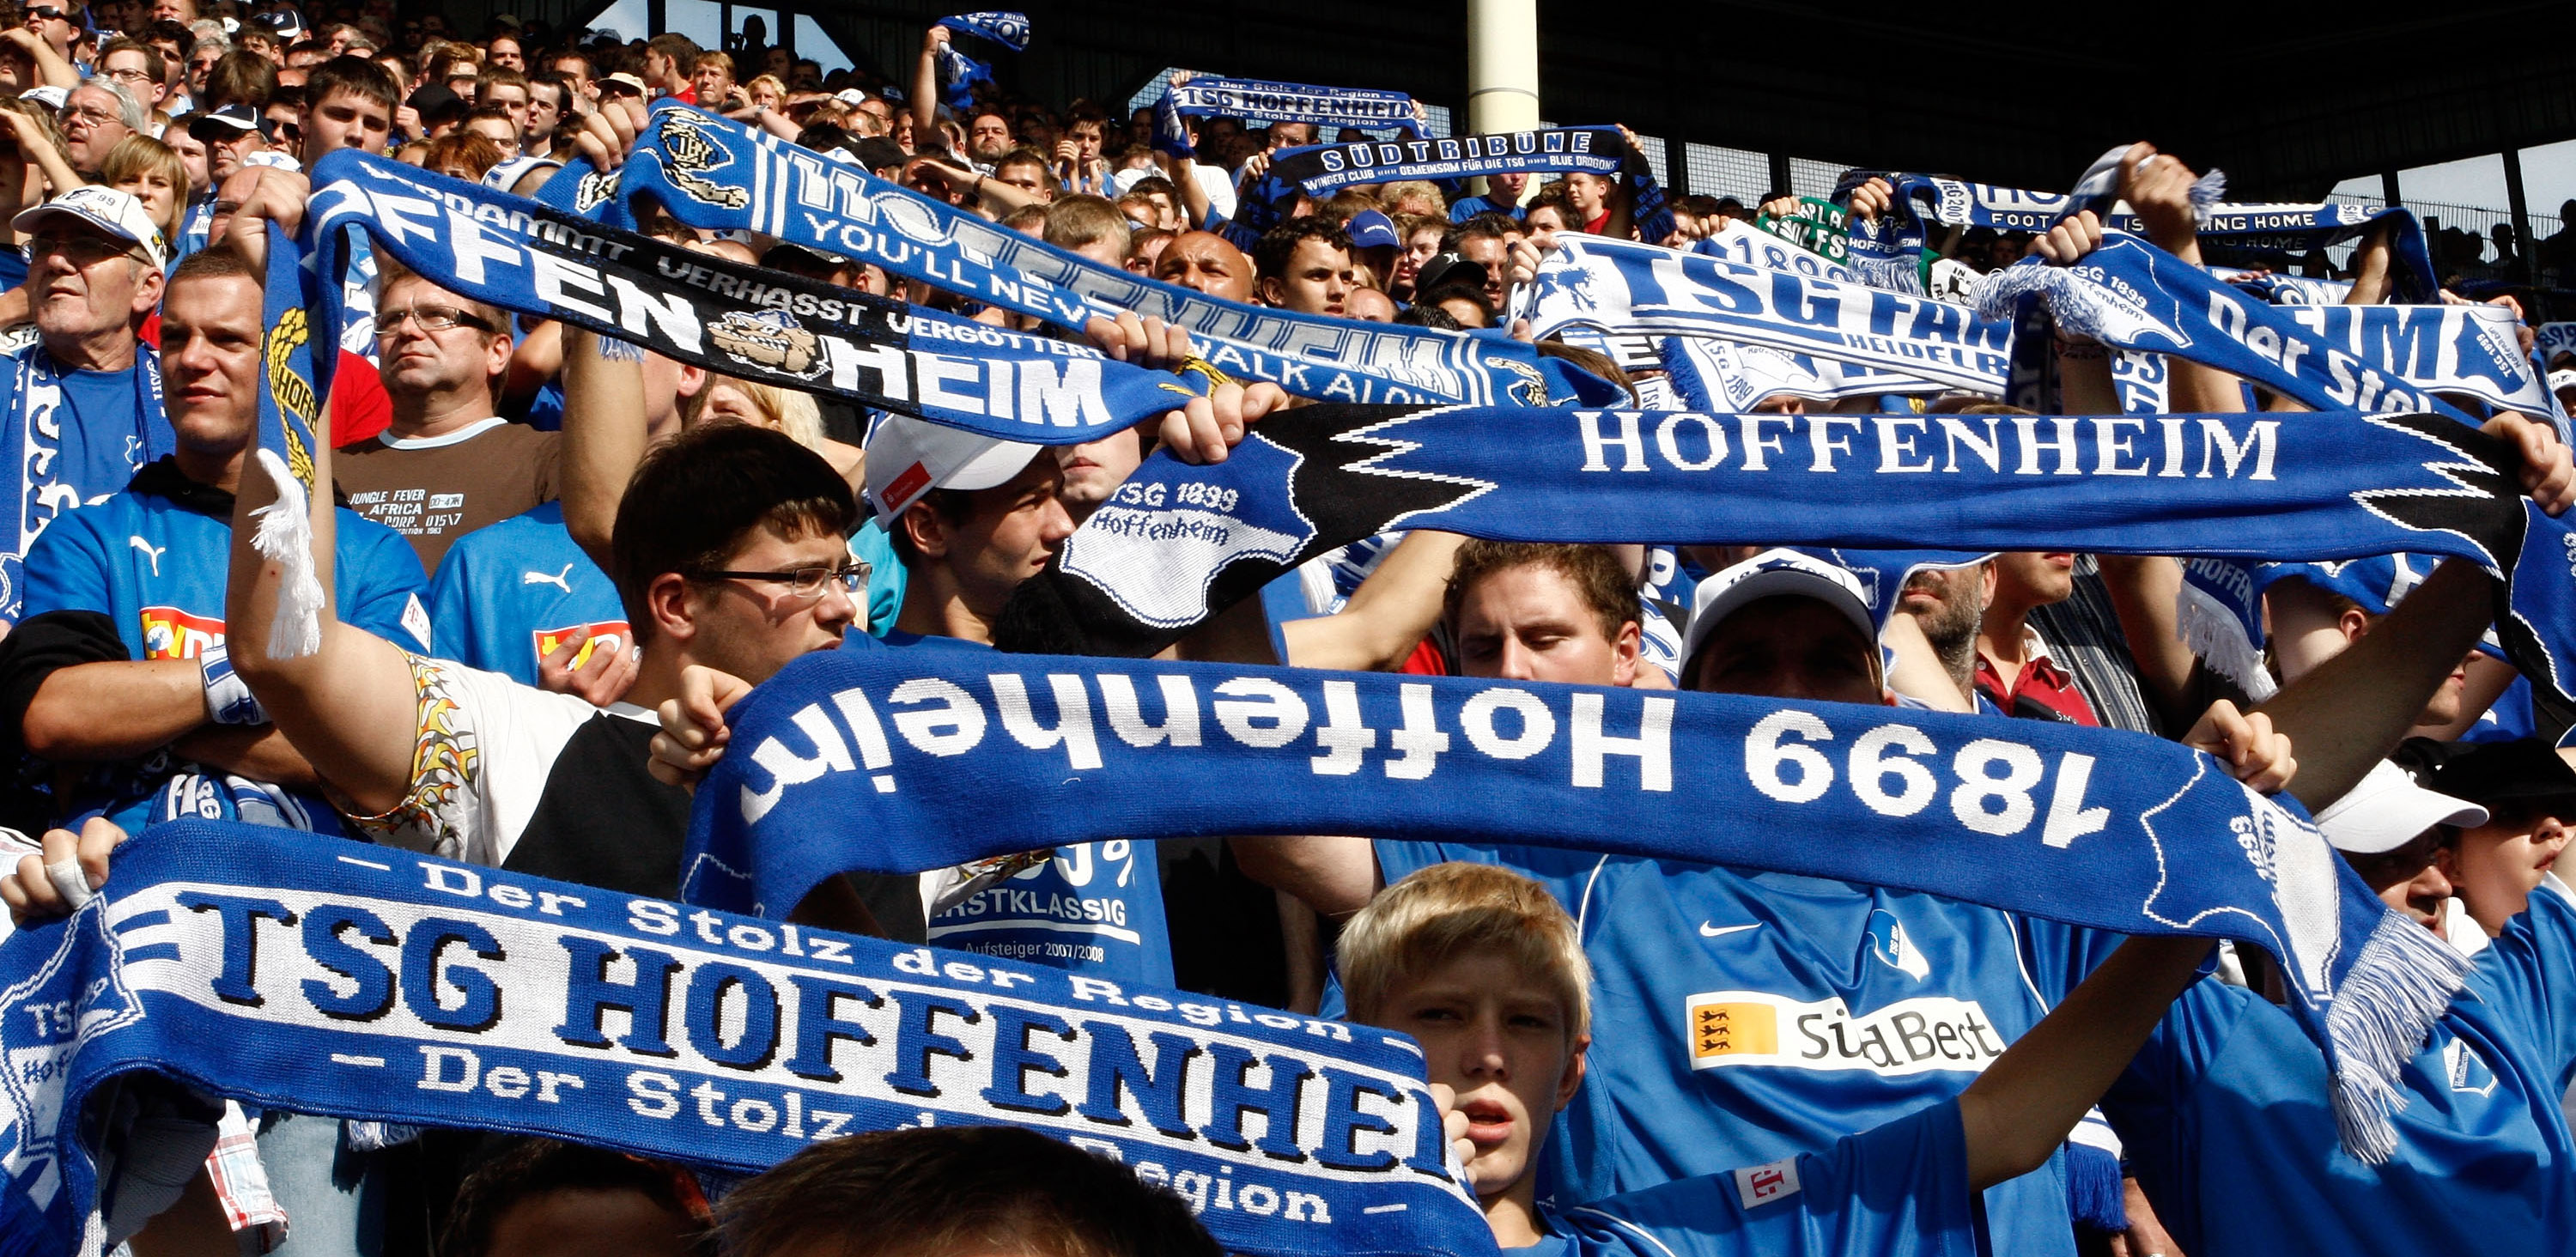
[749,0,2571,199]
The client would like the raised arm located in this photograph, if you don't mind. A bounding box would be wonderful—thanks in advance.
[222,330,427,818]
[557,325,649,570]
[1959,934,2215,1189]
[1281,531,1467,672]
[909,26,946,143]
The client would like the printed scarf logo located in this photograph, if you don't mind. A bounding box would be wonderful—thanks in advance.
[0,822,1494,1257]
[655,111,750,210]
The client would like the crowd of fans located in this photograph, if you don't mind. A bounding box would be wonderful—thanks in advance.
[0,3,2572,1257]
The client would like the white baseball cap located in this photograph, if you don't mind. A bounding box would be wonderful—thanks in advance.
[1681,548,1878,678]
[864,415,1043,525]
[15,185,167,270]
[2314,760,2488,855]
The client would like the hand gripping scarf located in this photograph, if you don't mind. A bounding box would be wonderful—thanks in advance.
[687,647,2466,1166]
[0,821,1492,1257]
[933,11,1029,111]
[1835,166,2440,302]
[1265,127,1625,200]
[1157,74,1426,139]
[595,105,1565,408]
[295,149,1201,445]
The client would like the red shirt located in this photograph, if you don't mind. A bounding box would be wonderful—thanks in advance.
[1974,631,2097,726]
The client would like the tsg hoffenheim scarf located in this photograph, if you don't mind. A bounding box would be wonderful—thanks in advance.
[601,106,1563,408]
[0,822,1490,1257]
[991,401,2576,722]
[300,149,1200,445]
[690,649,2467,1164]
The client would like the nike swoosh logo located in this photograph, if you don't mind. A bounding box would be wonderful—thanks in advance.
[1698,922,1761,938]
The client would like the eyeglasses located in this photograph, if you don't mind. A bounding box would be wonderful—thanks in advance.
[374,304,495,336]
[22,7,67,21]
[59,106,120,129]
[103,67,155,85]
[22,233,146,266]
[692,562,870,600]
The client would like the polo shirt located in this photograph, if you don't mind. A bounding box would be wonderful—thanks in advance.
[1974,626,2097,726]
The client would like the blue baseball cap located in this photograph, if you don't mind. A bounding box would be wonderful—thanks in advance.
[1346,209,1400,251]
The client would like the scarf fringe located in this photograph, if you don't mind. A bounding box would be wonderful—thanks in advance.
[247,448,324,660]
[2175,579,2277,700]
[2324,907,2474,1163]
[2063,1139,2129,1231]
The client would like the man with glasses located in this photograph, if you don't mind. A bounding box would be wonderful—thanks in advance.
[95,39,167,109]
[332,263,558,570]
[0,186,172,622]
[58,81,140,178]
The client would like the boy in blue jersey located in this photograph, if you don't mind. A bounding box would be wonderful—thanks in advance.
[1340,860,2214,1256]
[1240,543,2291,1257]
[1,245,425,832]
[862,414,1170,984]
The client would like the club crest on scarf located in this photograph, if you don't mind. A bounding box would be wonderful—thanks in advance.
[654,111,751,210]
[263,307,317,491]
[710,309,826,380]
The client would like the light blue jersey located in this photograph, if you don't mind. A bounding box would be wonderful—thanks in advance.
[1524,1101,1976,1257]
[1376,840,2096,1257]
[424,502,626,687]
[856,627,1175,986]
[2106,882,2576,1256]
[21,466,427,830]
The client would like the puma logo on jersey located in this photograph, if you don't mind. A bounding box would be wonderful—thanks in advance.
[129,536,165,577]
[523,564,574,592]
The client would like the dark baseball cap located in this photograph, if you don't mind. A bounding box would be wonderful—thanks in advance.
[1412,252,1487,294]
[2430,739,2576,811]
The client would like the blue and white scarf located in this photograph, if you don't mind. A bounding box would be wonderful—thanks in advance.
[598,106,1566,408]
[2212,266,2353,307]
[1838,167,2440,301]
[298,149,1200,445]
[1977,234,2479,423]
[2277,302,2553,416]
[1520,234,2015,392]
[691,647,2466,1163]
[993,398,2576,728]
[1266,127,1624,198]
[934,11,1029,110]
[1538,234,2552,424]
[1659,336,1940,410]
[0,821,1490,1257]
[1158,74,1426,138]
[0,333,165,621]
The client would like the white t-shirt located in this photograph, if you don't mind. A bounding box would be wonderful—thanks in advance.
[345,653,624,868]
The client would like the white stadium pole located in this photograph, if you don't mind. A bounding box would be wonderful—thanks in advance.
[1464,0,1540,201]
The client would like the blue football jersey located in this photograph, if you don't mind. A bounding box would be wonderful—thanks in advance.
[20,477,428,829]
[1524,1101,1977,1257]
[2105,882,2576,1257]
[425,502,629,687]
[1376,840,2094,1257]
[860,627,1176,987]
